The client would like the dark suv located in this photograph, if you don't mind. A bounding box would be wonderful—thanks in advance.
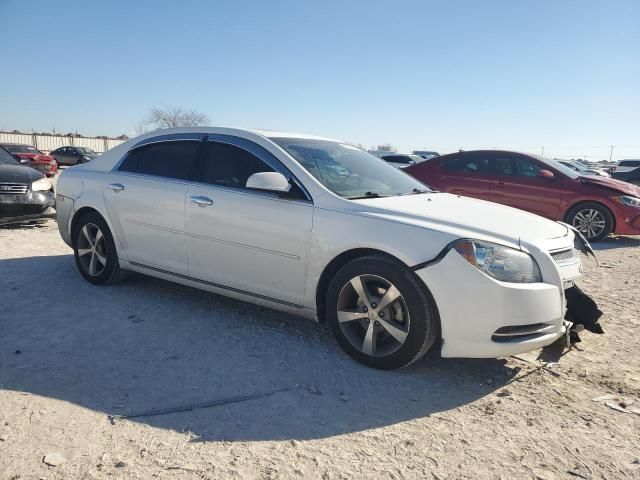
[611,159,640,185]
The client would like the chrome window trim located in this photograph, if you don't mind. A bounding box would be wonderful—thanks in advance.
[111,136,205,172]
[111,170,313,206]
[202,134,313,202]
[112,132,312,203]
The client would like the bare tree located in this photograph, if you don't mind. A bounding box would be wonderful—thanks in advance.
[138,106,210,133]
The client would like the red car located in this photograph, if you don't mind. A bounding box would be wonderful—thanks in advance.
[405,150,640,241]
[0,143,58,177]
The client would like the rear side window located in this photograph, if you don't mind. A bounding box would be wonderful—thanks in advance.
[119,141,199,180]
[199,141,275,188]
[441,156,488,173]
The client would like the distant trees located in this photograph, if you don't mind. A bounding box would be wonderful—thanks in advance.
[136,106,210,133]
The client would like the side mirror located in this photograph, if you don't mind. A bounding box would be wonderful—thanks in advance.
[538,169,555,179]
[246,172,292,193]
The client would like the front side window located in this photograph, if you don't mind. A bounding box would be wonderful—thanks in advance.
[199,141,275,188]
[119,141,199,180]
[514,157,542,177]
[271,138,430,199]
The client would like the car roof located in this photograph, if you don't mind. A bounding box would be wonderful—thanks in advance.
[436,149,536,159]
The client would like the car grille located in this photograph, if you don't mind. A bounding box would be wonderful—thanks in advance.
[550,248,579,266]
[33,162,52,172]
[0,183,29,194]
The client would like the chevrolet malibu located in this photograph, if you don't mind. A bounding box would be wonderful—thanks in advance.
[56,128,587,369]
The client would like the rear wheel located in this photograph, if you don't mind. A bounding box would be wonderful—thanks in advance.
[326,255,438,370]
[73,212,127,285]
[565,202,614,242]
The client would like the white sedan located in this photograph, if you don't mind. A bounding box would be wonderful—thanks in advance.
[56,127,585,369]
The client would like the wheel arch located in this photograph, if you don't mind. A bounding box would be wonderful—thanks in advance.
[563,200,616,231]
[315,248,441,331]
[70,206,102,239]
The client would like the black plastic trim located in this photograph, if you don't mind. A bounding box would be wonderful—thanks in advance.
[129,261,303,309]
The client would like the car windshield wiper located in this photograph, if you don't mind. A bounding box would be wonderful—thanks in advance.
[347,191,390,200]
[399,188,432,196]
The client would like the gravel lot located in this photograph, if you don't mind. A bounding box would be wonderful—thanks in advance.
[0,220,639,480]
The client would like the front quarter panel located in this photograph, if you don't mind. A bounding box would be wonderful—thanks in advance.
[305,206,456,309]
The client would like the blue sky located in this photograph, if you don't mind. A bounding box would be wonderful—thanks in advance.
[1,0,638,160]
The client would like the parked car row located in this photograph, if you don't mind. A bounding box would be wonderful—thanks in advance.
[0,145,55,216]
[405,150,640,241]
[55,127,604,370]
[610,159,640,185]
[0,143,99,179]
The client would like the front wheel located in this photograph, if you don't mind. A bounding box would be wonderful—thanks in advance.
[326,255,439,370]
[565,202,614,242]
[73,211,127,285]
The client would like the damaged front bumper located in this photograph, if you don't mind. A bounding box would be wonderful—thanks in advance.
[0,190,55,216]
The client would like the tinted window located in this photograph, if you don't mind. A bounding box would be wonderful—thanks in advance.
[119,141,199,180]
[199,141,274,188]
[441,155,488,173]
[489,157,514,175]
[383,155,413,164]
[514,157,542,177]
[0,146,19,165]
[619,160,640,167]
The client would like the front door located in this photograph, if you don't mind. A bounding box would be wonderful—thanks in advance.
[185,137,313,306]
[489,154,563,219]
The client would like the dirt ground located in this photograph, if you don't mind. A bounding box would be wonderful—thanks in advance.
[0,219,639,480]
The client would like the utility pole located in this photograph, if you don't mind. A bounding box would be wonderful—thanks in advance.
[609,145,614,162]
[541,146,545,156]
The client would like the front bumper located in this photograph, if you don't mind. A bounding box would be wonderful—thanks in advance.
[416,249,571,358]
[0,190,55,215]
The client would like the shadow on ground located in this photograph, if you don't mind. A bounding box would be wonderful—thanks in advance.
[592,235,640,251]
[0,255,514,441]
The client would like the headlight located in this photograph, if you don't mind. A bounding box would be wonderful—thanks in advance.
[453,239,542,283]
[31,178,52,192]
[616,195,640,207]
[82,155,92,161]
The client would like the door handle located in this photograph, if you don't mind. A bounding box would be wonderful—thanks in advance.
[190,195,214,207]
[497,181,505,187]
[108,183,125,192]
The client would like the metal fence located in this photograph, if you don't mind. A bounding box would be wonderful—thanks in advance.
[0,132,126,154]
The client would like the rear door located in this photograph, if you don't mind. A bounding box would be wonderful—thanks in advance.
[102,136,202,275]
[436,152,494,200]
[489,154,562,219]
[184,136,313,306]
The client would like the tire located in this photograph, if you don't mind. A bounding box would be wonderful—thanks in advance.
[326,255,439,370]
[565,202,614,242]
[72,211,127,285]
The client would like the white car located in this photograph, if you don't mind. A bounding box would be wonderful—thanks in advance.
[56,127,585,369]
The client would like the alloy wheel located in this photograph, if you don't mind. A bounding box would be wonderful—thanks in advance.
[336,274,410,357]
[572,209,606,239]
[77,223,108,276]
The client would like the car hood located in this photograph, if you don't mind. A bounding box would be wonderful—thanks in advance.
[0,163,44,183]
[577,175,640,196]
[354,192,569,247]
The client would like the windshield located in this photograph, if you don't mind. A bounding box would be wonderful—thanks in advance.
[0,146,20,165]
[271,138,432,199]
[4,144,42,155]
[76,147,96,155]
